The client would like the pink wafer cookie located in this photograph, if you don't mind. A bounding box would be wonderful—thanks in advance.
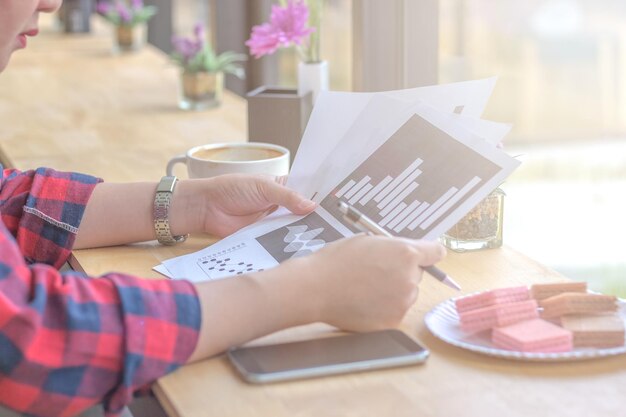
[459,299,539,334]
[492,318,573,353]
[455,286,530,314]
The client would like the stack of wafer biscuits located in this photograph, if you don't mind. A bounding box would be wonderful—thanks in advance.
[459,300,539,333]
[455,287,538,334]
[456,286,530,313]
[531,282,624,349]
[453,281,625,352]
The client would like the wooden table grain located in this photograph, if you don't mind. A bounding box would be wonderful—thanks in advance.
[2,16,625,417]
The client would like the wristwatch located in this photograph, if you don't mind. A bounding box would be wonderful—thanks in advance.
[153,175,188,245]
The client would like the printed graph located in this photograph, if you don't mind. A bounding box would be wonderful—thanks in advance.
[256,211,343,263]
[321,114,501,239]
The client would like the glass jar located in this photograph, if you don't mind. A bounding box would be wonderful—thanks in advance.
[441,188,505,252]
[178,71,224,111]
[113,23,146,53]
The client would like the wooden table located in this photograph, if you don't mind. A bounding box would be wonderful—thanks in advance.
[152,247,626,417]
[2,16,626,417]
[0,17,246,182]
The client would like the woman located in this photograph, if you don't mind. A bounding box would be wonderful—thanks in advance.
[0,1,446,416]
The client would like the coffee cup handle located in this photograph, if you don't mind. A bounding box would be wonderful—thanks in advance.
[166,155,187,177]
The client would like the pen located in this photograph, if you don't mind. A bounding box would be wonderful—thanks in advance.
[337,201,461,291]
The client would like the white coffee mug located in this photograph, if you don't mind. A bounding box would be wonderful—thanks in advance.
[166,142,290,178]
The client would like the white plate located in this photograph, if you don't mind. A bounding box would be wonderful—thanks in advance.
[424,291,626,361]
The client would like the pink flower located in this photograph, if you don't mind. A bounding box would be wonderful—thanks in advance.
[246,0,315,59]
[246,24,282,58]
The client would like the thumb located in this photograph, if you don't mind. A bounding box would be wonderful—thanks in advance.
[258,179,317,215]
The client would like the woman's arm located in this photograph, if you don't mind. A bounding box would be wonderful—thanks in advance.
[0,166,446,416]
[187,235,446,362]
[72,171,448,363]
[74,175,316,249]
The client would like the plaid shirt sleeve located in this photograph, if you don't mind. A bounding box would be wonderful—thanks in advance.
[0,167,201,417]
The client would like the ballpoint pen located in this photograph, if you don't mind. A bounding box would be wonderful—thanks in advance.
[337,201,461,291]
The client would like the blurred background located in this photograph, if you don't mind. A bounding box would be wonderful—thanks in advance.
[163,0,626,295]
[438,0,626,296]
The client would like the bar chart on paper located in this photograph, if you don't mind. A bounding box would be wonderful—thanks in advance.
[321,114,503,240]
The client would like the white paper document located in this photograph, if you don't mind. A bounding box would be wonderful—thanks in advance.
[158,79,521,282]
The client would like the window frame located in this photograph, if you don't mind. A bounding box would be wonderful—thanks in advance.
[352,0,439,91]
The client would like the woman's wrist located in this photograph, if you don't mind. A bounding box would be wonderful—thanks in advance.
[168,178,211,236]
[188,255,323,362]
[254,255,324,326]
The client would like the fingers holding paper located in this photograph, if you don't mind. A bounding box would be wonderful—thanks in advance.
[195,174,316,237]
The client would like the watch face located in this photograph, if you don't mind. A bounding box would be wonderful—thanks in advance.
[157,176,178,193]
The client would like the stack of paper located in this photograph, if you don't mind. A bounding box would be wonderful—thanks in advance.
[155,78,520,282]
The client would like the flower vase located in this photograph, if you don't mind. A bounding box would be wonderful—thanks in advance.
[441,188,505,252]
[179,71,224,111]
[114,24,146,53]
[297,60,329,104]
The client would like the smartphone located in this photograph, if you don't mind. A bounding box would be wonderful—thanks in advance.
[227,329,429,383]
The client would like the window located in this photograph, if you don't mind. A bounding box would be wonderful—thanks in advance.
[440,0,626,144]
[277,0,353,91]
[173,0,210,36]
[438,0,626,294]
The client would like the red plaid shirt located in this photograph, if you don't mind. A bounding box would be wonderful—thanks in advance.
[0,167,201,417]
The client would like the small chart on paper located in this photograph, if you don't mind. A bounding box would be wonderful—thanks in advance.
[196,242,277,280]
[256,211,343,263]
[321,114,502,240]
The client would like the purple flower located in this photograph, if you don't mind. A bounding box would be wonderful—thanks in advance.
[193,22,205,41]
[131,0,143,10]
[246,0,315,59]
[171,36,203,63]
[98,0,157,27]
[96,2,111,14]
[171,22,207,64]
[115,1,132,23]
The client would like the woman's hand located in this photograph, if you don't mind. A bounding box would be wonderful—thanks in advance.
[299,235,447,332]
[173,174,316,237]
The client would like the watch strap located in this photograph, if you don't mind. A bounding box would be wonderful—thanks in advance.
[154,176,188,245]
